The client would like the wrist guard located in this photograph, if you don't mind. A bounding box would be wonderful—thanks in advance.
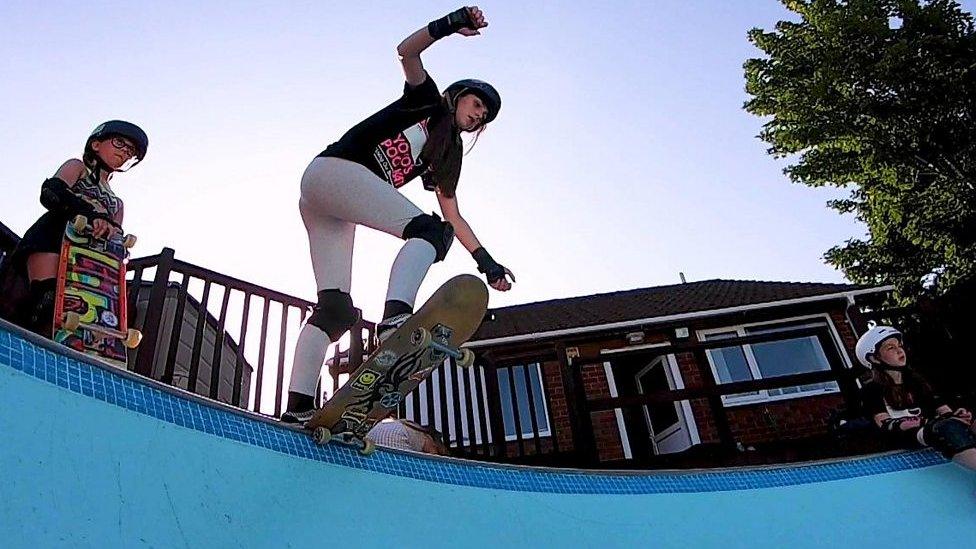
[428,7,473,39]
[472,247,506,284]
[881,417,909,432]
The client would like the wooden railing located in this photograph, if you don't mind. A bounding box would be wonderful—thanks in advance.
[127,248,374,416]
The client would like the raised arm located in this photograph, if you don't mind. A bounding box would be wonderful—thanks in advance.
[397,6,487,86]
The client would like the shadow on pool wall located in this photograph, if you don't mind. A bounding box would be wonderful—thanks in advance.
[1,319,974,548]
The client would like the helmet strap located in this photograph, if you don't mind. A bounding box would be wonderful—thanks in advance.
[94,157,111,177]
[873,359,906,372]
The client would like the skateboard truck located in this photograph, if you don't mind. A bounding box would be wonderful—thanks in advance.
[428,339,475,368]
[407,326,475,368]
[311,427,377,455]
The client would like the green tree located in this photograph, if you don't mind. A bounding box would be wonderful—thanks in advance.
[744,0,976,304]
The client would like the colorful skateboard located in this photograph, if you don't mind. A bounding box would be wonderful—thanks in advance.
[305,274,488,454]
[52,215,141,368]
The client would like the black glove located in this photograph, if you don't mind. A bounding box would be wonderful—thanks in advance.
[428,7,474,39]
[472,247,512,285]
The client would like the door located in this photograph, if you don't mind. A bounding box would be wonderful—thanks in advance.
[634,355,695,454]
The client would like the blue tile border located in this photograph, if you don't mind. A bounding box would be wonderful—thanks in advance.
[0,321,946,495]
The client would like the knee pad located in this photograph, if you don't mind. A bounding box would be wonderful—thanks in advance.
[924,417,976,459]
[307,289,360,341]
[402,213,454,262]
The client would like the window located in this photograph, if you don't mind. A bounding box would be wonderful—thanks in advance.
[496,363,551,440]
[399,361,552,447]
[702,319,839,405]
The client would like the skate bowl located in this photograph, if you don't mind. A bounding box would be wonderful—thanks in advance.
[1,319,974,548]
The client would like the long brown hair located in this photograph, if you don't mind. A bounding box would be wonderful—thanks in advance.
[870,366,934,410]
[418,92,487,198]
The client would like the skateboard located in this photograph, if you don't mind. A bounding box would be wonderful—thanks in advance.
[305,274,488,455]
[52,215,142,368]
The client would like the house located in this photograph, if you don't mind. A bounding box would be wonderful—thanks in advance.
[394,279,891,468]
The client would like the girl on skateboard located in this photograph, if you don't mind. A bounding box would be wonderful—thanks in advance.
[0,121,148,337]
[282,6,514,423]
[856,326,976,472]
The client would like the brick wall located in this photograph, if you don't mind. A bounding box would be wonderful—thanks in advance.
[829,309,861,362]
[533,361,625,462]
[726,393,846,444]
[581,363,625,461]
[541,361,573,450]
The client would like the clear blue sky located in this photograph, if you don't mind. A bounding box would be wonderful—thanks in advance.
[5,1,969,320]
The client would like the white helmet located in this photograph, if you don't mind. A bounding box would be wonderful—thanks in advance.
[854,326,902,368]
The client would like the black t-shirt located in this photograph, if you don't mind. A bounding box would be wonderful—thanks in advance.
[319,73,442,188]
[861,368,945,419]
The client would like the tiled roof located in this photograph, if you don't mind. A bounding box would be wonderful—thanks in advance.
[472,279,883,341]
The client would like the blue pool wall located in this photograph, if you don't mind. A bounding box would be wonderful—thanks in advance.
[1,320,975,548]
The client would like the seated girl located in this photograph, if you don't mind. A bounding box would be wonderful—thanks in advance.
[856,326,976,472]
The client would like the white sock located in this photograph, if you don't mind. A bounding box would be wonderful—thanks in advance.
[289,323,332,395]
[385,239,436,308]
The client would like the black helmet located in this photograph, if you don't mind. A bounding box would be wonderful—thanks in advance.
[445,79,501,124]
[85,120,149,170]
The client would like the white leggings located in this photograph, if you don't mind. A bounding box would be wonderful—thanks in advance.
[290,157,437,396]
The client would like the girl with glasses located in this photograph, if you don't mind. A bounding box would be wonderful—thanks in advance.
[0,121,148,337]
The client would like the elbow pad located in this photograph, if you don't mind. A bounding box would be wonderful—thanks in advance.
[40,177,101,220]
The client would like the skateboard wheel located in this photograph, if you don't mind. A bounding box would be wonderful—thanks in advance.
[72,215,88,232]
[456,348,475,368]
[410,327,432,349]
[123,234,137,249]
[63,312,81,332]
[359,439,376,456]
[125,329,143,349]
[313,427,332,445]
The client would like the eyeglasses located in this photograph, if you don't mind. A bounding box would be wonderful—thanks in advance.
[110,137,138,157]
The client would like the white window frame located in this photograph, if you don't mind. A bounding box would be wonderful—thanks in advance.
[495,362,553,441]
[697,313,849,407]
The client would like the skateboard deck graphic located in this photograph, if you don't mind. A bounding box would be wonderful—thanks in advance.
[52,215,141,368]
[305,274,488,454]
